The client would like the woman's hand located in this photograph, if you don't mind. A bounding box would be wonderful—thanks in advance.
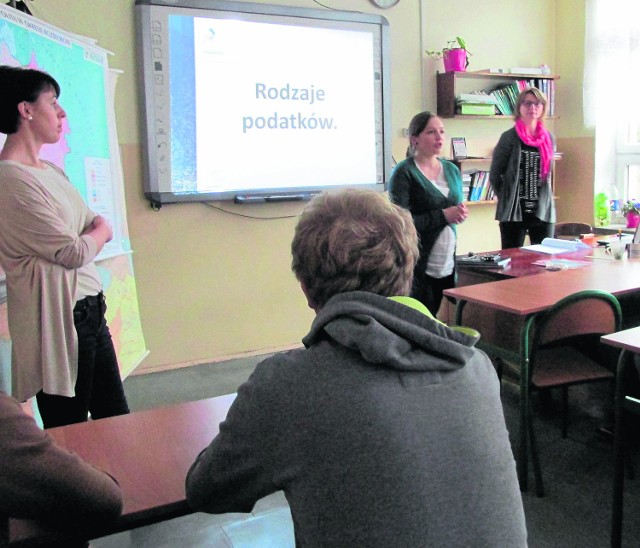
[91,215,114,243]
[443,203,468,225]
[82,214,113,252]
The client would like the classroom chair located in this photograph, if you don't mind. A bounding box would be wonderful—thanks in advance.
[524,289,622,497]
[553,222,592,238]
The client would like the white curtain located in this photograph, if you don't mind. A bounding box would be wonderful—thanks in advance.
[584,0,640,195]
[584,0,640,128]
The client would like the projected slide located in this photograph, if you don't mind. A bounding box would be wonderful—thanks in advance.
[189,17,376,192]
[137,0,390,204]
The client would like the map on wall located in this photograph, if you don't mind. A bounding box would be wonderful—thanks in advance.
[0,5,148,392]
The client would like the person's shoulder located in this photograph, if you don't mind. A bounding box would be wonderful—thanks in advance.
[41,160,68,179]
[494,127,519,150]
[438,157,457,169]
[388,158,414,188]
[250,348,309,384]
[392,157,414,173]
[0,160,30,179]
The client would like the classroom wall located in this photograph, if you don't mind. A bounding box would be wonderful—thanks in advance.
[31,0,585,374]
[555,0,596,225]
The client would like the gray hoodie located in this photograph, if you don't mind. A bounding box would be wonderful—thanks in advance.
[186,291,527,547]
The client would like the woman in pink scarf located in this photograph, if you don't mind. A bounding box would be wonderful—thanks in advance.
[489,87,556,249]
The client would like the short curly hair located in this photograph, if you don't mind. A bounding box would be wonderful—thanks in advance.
[291,189,419,309]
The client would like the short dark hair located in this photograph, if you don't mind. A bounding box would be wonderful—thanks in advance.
[291,189,419,309]
[0,66,61,134]
[406,111,435,158]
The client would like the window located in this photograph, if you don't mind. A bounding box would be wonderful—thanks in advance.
[585,0,640,215]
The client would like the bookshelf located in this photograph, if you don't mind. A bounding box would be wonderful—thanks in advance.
[452,157,495,204]
[436,70,559,119]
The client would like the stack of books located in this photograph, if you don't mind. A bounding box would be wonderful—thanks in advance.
[455,92,497,116]
[467,171,494,202]
[489,79,556,116]
[457,253,511,269]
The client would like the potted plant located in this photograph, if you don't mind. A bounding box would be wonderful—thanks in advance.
[426,37,471,72]
[621,199,640,228]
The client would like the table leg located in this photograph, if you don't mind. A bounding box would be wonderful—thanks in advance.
[611,349,631,548]
[518,328,529,491]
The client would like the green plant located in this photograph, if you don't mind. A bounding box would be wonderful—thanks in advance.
[621,200,640,216]
[425,36,472,60]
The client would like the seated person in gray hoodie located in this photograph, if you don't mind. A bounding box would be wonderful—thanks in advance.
[186,189,527,547]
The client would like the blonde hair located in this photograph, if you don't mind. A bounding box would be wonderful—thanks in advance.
[514,87,548,121]
[291,189,419,308]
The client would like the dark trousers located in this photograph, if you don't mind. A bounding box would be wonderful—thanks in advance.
[36,293,130,428]
[411,270,455,317]
[499,214,554,249]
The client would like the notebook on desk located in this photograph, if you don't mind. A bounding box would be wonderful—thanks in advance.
[522,237,590,255]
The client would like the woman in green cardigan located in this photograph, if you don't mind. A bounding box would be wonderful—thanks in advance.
[389,111,468,316]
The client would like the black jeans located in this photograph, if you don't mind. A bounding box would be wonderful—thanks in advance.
[36,293,130,428]
[499,214,554,249]
[411,270,455,317]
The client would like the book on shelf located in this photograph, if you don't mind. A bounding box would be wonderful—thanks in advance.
[451,137,467,160]
[467,170,493,202]
[456,92,497,105]
[490,87,513,115]
[458,103,496,116]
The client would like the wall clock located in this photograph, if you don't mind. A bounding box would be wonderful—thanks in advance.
[369,0,400,8]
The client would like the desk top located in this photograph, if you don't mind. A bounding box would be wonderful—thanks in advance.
[458,245,613,279]
[601,326,640,353]
[9,393,235,544]
[446,258,640,316]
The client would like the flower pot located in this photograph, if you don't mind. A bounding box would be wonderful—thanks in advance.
[443,48,468,72]
[626,212,640,228]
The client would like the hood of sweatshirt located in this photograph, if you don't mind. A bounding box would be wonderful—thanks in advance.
[302,291,478,374]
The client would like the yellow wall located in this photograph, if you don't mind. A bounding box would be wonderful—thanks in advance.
[555,0,595,224]
[29,0,587,374]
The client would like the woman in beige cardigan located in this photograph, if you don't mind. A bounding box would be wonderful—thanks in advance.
[0,66,129,427]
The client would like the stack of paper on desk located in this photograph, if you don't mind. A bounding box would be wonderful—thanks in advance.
[521,237,590,255]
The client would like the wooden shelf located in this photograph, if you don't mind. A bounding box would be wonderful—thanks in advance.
[436,70,559,119]
[466,199,496,205]
[452,156,492,163]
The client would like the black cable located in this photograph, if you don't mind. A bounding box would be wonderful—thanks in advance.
[202,201,300,220]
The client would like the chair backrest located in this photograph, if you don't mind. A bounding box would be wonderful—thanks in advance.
[554,222,593,238]
[530,290,622,352]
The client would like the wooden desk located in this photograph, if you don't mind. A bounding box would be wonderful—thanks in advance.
[8,393,236,546]
[601,327,640,548]
[457,244,610,283]
[445,258,640,491]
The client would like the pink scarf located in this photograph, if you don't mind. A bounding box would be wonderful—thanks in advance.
[515,119,553,179]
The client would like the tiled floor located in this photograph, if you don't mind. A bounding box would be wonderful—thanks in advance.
[92,356,640,547]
